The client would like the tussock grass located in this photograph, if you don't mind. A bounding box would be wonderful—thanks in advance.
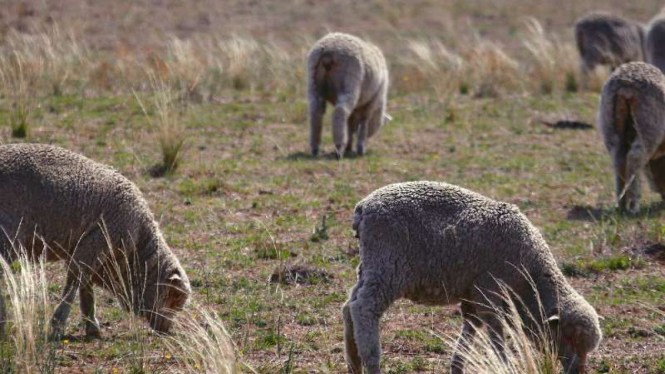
[0,248,58,374]
[438,282,560,374]
[0,18,604,103]
[0,51,39,138]
[136,75,187,176]
[522,18,579,94]
[162,308,237,374]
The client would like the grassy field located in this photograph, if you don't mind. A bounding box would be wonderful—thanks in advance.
[1,1,665,373]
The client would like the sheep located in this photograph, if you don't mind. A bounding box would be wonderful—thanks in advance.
[598,61,665,214]
[574,12,645,75]
[646,13,665,73]
[0,143,191,340]
[307,32,389,157]
[343,181,602,374]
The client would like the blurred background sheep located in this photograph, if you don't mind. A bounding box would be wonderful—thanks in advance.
[575,12,645,75]
[307,32,389,157]
[598,61,665,214]
[646,12,665,73]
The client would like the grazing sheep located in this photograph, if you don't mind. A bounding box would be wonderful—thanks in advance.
[0,143,191,339]
[307,32,389,157]
[598,62,665,214]
[575,12,645,75]
[646,13,665,73]
[343,181,602,374]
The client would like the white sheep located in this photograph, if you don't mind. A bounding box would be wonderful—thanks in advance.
[598,61,665,214]
[307,32,389,157]
[575,12,645,75]
[0,143,191,340]
[646,13,665,73]
[343,181,602,374]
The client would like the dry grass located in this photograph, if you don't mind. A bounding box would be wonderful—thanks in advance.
[439,281,560,374]
[163,309,237,374]
[0,247,57,374]
[135,75,187,176]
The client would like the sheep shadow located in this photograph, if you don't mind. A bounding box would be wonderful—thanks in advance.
[283,150,367,161]
[567,201,665,222]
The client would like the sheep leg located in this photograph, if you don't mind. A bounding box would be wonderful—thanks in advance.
[332,96,356,158]
[611,147,629,211]
[49,269,80,341]
[483,315,507,363]
[623,141,647,214]
[309,96,326,156]
[348,278,395,374]
[80,277,102,339]
[356,120,369,156]
[451,301,482,374]
[343,291,362,373]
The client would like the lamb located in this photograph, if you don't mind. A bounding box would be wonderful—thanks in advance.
[598,62,665,214]
[646,13,665,73]
[0,143,191,340]
[574,12,645,75]
[343,181,602,374]
[307,32,389,157]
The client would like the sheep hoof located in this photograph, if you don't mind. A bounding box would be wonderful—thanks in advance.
[311,146,319,157]
[335,147,345,159]
[85,325,103,340]
[356,145,365,156]
[48,328,65,342]
[624,200,640,215]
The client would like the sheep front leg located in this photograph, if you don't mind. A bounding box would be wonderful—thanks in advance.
[80,278,102,339]
[49,270,80,341]
[309,95,326,156]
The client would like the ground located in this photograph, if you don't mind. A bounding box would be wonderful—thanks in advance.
[1,1,665,373]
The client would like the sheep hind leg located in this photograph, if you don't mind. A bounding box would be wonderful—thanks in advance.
[623,141,647,214]
[80,277,102,339]
[343,299,362,373]
[309,96,326,156]
[332,95,357,158]
[611,147,630,212]
[450,301,482,374]
[49,269,80,341]
[349,278,396,374]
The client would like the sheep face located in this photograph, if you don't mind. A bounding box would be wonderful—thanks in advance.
[552,316,601,374]
[144,268,191,333]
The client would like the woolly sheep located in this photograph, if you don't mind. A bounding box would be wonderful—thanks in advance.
[646,13,665,73]
[0,143,191,340]
[307,32,389,157]
[575,12,645,74]
[343,181,602,374]
[598,61,665,214]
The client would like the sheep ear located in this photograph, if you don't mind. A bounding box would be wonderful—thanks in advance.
[384,113,393,122]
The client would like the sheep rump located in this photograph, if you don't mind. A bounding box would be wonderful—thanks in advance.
[575,12,645,74]
[598,61,665,213]
[343,181,601,374]
[307,32,389,157]
[0,143,191,339]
